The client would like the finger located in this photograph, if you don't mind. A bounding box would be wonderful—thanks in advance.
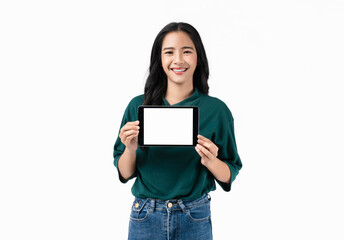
[124,121,139,129]
[125,133,139,144]
[197,134,207,140]
[196,144,213,159]
[127,134,138,143]
[122,129,139,138]
[197,139,218,156]
[131,120,140,126]
[195,146,205,158]
[121,129,139,142]
[198,135,212,143]
[124,121,140,131]
[120,123,140,138]
[197,138,212,149]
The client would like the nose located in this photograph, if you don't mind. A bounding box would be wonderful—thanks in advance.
[174,51,184,64]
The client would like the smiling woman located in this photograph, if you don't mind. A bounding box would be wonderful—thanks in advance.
[142,22,210,106]
[113,22,242,240]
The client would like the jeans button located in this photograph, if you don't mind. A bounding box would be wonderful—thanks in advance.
[167,202,173,208]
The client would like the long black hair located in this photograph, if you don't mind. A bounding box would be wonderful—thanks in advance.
[142,22,210,105]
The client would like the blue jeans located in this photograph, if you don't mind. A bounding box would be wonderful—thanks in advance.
[128,194,212,240]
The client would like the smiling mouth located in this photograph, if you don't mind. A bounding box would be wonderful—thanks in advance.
[171,68,188,72]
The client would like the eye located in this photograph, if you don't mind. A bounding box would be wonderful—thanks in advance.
[164,51,173,55]
[184,51,192,54]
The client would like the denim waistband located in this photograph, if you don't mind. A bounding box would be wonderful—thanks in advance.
[133,194,211,213]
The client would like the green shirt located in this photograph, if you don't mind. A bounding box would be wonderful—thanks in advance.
[113,88,242,200]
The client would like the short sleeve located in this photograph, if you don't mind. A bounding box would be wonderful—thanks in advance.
[113,99,139,183]
[214,107,242,192]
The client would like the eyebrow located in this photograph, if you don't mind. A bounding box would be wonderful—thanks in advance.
[162,46,194,51]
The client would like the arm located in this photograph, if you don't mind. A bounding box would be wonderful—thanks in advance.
[195,135,231,183]
[201,156,231,184]
[113,119,140,183]
[196,132,242,191]
[196,105,242,191]
[118,147,137,181]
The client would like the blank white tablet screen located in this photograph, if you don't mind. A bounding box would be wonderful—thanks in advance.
[144,108,193,145]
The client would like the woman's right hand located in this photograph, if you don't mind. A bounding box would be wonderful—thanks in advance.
[119,120,140,152]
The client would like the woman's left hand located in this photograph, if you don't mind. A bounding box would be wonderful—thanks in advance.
[195,135,219,166]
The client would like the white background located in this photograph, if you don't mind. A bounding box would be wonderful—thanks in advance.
[1,0,343,239]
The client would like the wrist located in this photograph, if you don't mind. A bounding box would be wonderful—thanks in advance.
[125,147,137,155]
[201,156,217,169]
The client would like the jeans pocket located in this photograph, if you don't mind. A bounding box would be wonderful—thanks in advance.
[186,201,211,222]
[130,199,151,222]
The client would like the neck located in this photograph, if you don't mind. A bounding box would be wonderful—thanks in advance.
[165,83,194,105]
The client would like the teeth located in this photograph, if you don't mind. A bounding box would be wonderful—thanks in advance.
[172,68,187,72]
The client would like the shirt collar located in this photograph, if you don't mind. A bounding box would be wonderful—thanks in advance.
[162,87,201,106]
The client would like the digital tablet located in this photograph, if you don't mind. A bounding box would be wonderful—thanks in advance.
[138,106,199,147]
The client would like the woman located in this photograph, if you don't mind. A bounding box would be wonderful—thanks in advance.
[113,22,242,240]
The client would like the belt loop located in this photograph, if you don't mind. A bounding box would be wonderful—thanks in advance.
[207,194,211,201]
[177,199,188,214]
[149,199,156,212]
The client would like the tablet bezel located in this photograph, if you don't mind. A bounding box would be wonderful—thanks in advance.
[138,105,199,147]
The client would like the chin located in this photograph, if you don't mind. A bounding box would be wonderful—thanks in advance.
[168,79,191,85]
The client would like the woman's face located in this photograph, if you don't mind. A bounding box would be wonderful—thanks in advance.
[161,31,197,87]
